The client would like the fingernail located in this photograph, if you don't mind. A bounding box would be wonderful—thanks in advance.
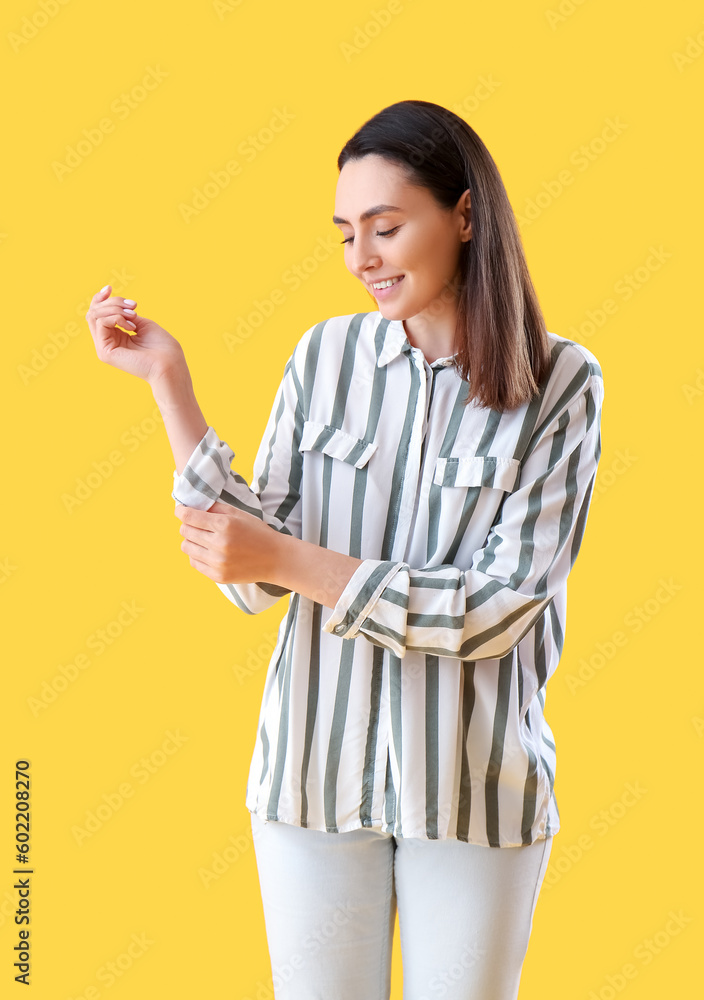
[99,285,110,294]
[123,298,137,306]
[124,308,136,315]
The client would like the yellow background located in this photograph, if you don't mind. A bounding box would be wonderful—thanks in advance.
[2,0,702,996]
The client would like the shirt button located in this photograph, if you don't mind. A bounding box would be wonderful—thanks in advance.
[334,624,345,635]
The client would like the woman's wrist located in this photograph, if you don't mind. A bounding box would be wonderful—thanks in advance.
[150,367,209,476]
[150,364,195,411]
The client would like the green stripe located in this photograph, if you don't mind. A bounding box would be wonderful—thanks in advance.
[177,467,220,502]
[472,406,503,457]
[199,436,231,480]
[277,596,299,698]
[444,486,483,564]
[456,598,549,659]
[302,320,325,414]
[374,314,391,363]
[389,652,403,836]
[425,654,439,838]
[520,740,538,845]
[256,359,305,526]
[266,616,297,819]
[221,584,253,614]
[259,596,298,796]
[525,356,591,458]
[324,639,356,831]
[359,645,385,826]
[540,753,555,834]
[350,346,389,556]
[457,661,476,841]
[298,599,322,827]
[410,574,472,590]
[331,312,364,425]
[384,747,396,828]
[518,647,538,844]
[336,562,403,631]
[374,585,407,607]
[510,356,557,459]
[485,655,512,846]
[219,485,268,520]
[533,610,548,691]
[427,380,473,557]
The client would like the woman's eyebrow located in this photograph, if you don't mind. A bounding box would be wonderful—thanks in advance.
[332,204,403,225]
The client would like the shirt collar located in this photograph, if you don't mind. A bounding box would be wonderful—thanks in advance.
[375,316,456,368]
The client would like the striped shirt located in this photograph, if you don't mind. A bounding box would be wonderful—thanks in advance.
[171,310,604,847]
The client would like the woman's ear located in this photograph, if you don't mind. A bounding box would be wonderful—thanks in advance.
[457,188,471,242]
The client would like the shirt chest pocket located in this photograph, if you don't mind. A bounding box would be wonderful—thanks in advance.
[432,454,521,492]
[299,419,378,469]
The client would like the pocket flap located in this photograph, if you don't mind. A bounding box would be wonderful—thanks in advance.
[433,455,521,491]
[299,420,378,468]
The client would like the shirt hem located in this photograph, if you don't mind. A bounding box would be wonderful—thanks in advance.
[246,804,558,847]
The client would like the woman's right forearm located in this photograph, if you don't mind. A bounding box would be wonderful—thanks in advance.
[150,368,209,476]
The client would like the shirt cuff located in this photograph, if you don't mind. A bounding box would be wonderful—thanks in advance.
[171,426,235,510]
[322,558,406,640]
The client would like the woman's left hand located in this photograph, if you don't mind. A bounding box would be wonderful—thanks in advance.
[174,501,280,585]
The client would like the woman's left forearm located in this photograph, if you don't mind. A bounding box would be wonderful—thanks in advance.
[267,531,363,609]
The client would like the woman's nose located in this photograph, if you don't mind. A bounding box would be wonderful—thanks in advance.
[351,239,382,275]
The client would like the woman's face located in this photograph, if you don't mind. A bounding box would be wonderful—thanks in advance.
[333,154,471,325]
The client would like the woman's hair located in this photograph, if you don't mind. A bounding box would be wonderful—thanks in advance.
[337,100,552,411]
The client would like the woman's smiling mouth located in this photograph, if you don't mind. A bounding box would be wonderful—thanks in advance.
[369,275,405,296]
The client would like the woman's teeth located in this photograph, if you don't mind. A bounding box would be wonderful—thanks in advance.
[371,276,403,289]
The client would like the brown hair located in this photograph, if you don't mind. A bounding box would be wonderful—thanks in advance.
[337,100,552,411]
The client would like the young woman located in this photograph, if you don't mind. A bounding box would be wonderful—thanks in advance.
[86,100,604,1000]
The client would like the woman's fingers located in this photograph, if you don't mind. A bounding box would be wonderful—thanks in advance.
[88,309,135,344]
[86,285,140,343]
[88,303,139,323]
[86,285,138,320]
[85,283,188,383]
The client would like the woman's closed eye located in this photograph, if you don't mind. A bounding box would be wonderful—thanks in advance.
[340,226,400,245]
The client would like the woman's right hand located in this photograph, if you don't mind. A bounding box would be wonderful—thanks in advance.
[85,284,188,386]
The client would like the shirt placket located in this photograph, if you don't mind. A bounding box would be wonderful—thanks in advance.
[380,350,435,831]
[389,349,431,563]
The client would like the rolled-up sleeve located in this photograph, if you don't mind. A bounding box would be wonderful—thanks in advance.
[322,369,604,660]
[171,349,305,614]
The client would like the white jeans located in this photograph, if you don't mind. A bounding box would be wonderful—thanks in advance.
[250,811,553,1000]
